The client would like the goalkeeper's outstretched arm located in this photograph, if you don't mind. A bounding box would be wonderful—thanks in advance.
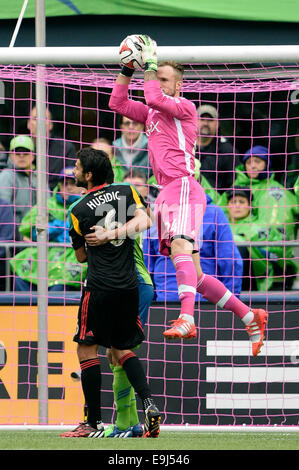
[109,35,155,122]
[116,67,134,86]
[140,35,158,82]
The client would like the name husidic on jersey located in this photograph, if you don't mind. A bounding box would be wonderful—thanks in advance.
[86,191,121,210]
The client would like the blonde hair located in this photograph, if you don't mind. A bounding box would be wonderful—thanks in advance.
[158,61,184,79]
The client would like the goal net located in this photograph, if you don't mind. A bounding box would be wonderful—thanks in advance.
[0,48,298,427]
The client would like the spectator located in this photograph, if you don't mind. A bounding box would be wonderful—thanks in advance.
[113,115,151,179]
[0,135,37,239]
[285,122,299,190]
[226,187,298,291]
[0,198,14,290]
[122,169,148,200]
[143,193,243,301]
[218,145,299,242]
[91,137,124,182]
[10,167,86,291]
[27,106,76,190]
[196,104,239,194]
[0,140,8,170]
[294,174,299,199]
[195,158,219,204]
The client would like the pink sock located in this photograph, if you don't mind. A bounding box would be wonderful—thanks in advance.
[197,273,250,320]
[172,253,197,317]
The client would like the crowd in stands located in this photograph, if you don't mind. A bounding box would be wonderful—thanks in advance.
[10,167,86,292]
[0,103,298,294]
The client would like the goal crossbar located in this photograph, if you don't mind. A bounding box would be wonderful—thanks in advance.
[1,45,299,65]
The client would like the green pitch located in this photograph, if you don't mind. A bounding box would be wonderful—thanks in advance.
[0,431,298,450]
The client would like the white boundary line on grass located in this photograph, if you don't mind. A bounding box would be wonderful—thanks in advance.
[0,425,298,433]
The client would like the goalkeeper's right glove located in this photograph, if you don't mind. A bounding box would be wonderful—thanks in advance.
[140,35,158,72]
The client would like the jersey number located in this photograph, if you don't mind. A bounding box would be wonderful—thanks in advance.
[104,208,124,247]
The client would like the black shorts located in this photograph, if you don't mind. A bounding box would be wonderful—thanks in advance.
[73,287,145,350]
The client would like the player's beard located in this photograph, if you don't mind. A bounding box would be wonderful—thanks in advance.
[167,87,176,97]
[75,177,88,189]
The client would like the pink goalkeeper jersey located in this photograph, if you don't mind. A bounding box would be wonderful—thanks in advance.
[109,80,197,187]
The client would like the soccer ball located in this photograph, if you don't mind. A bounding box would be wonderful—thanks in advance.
[119,34,144,70]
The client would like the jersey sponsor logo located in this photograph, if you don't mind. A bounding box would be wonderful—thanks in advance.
[146,120,160,137]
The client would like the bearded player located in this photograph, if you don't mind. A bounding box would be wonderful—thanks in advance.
[109,35,267,356]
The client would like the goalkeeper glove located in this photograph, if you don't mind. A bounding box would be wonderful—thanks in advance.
[140,35,158,72]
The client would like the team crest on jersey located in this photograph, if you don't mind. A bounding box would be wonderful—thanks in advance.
[269,187,284,201]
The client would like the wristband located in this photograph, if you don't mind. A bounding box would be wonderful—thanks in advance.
[120,65,134,77]
[144,61,158,72]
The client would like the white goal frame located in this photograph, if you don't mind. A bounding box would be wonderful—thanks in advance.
[1,44,299,64]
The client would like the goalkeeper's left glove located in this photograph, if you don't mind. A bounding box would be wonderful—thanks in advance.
[140,35,158,72]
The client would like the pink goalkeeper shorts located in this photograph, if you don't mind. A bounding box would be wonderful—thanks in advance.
[154,176,207,256]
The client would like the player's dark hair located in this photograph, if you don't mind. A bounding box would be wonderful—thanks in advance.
[77,147,114,185]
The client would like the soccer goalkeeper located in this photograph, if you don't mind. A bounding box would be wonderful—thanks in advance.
[109,34,268,357]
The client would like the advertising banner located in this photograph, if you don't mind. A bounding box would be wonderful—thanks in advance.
[0,301,298,425]
[0,0,298,24]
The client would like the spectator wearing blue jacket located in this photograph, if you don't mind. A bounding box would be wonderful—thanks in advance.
[143,194,243,301]
[0,198,14,290]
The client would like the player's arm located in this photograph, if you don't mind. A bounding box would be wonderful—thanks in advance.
[101,207,151,243]
[141,35,195,120]
[86,186,152,245]
[109,39,149,123]
[86,207,152,246]
[145,80,195,120]
[147,204,154,224]
[118,206,152,239]
[74,245,87,263]
[68,210,87,262]
[109,81,148,124]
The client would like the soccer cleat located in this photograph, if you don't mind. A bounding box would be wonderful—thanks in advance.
[104,424,133,438]
[60,421,104,438]
[131,423,143,437]
[246,309,268,357]
[88,422,105,438]
[143,404,161,438]
[163,318,197,340]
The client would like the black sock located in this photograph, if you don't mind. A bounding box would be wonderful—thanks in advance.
[120,352,151,403]
[80,357,101,428]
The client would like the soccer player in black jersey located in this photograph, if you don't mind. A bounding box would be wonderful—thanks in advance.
[60,147,160,438]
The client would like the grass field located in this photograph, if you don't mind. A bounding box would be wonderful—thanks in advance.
[0,430,298,451]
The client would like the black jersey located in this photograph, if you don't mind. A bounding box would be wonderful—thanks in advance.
[68,182,146,291]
